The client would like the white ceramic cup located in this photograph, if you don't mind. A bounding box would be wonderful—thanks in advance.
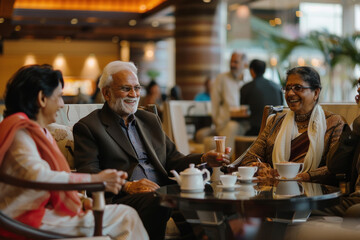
[237,166,258,179]
[274,181,304,198]
[220,174,237,187]
[275,162,303,179]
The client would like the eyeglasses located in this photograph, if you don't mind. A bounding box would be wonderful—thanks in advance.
[118,85,142,93]
[282,85,313,94]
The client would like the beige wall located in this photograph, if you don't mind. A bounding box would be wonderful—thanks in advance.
[0,40,119,98]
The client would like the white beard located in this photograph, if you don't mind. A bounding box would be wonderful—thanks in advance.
[110,96,139,116]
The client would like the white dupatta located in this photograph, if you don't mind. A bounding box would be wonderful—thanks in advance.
[272,104,326,172]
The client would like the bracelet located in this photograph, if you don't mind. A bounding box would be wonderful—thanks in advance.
[123,181,133,193]
[200,154,206,163]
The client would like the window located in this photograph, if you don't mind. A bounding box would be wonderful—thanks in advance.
[299,3,342,35]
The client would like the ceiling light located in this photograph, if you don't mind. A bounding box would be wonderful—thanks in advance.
[139,4,147,11]
[297,57,305,66]
[15,25,21,31]
[24,54,36,65]
[71,18,78,24]
[129,19,137,26]
[152,21,159,27]
[0,18,4,24]
[311,58,321,67]
[203,0,211,3]
[144,42,155,61]
[54,54,66,69]
[236,5,250,19]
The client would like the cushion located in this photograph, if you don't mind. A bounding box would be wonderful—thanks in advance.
[47,123,75,169]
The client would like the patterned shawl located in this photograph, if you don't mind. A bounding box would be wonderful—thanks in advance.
[0,113,81,229]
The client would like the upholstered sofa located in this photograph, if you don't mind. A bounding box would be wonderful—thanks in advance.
[47,104,103,169]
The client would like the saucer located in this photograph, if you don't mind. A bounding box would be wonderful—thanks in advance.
[238,177,258,182]
[275,176,301,181]
[181,188,204,193]
[217,184,241,191]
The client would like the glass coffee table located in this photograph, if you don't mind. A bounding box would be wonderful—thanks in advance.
[156,179,341,240]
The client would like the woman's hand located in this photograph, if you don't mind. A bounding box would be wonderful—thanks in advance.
[82,197,93,211]
[252,162,278,180]
[91,169,128,194]
[123,178,160,194]
[202,147,231,167]
[296,172,310,181]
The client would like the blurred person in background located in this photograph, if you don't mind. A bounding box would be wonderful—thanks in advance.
[240,59,283,136]
[169,85,182,100]
[211,51,250,154]
[194,76,212,102]
[140,80,164,118]
[140,80,162,106]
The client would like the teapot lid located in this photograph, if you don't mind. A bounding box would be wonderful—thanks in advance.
[180,164,202,175]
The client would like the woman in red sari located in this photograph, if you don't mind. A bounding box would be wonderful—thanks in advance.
[0,65,148,239]
[237,66,345,185]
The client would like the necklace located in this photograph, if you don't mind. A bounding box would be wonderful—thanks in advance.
[295,111,312,122]
[297,123,308,130]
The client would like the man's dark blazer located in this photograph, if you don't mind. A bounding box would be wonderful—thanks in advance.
[73,102,202,184]
[240,76,283,135]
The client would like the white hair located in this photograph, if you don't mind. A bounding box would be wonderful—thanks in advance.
[98,61,138,90]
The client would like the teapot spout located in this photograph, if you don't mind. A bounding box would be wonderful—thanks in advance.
[170,170,181,185]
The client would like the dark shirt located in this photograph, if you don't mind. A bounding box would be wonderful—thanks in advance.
[240,76,283,135]
[118,114,164,185]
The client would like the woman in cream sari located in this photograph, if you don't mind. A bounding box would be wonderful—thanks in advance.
[0,65,148,239]
[239,66,345,185]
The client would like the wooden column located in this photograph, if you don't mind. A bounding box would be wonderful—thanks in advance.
[175,0,224,100]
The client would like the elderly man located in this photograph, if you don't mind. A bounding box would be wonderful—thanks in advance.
[73,61,230,240]
[211,51,250,152]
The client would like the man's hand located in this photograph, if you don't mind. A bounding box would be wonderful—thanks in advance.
[202,147,231,167]
[91,169,128,194]
[123,178,160,194]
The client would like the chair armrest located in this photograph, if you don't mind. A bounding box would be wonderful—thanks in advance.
[0,173,106,237]
[0,211,74,239]
[0,173,106,191]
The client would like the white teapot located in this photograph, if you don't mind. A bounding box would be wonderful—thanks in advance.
[171,164,210,192]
